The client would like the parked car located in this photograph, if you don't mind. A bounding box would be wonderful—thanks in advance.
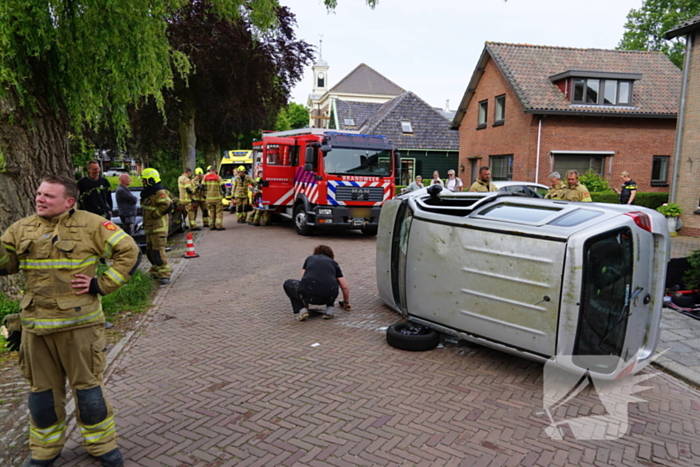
[376,185,669,379]
[103,168,129,177]
[493,181,549,198]
[110,187,187,248]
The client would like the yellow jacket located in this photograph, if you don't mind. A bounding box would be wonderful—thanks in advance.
[232,174,255,198]
[141,188,173,235]
[178,174,193,202]
[0,209,140,335]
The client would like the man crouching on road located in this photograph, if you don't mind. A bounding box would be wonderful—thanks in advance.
[0,175,140,467]
[283,244,350,321]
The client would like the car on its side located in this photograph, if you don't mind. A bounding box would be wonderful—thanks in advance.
[377,185,669,379]
[492,181,549,198]
[110,186,187,248]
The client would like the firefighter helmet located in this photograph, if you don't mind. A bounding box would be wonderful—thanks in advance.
[238,165,246,172]
[140,168,161,185]
[195,167,203,175]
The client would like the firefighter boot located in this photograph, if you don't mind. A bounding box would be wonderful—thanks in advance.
[97,448,124,467]
[21,454,60,467]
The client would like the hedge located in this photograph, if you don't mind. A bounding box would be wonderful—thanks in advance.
[590,191,668,210]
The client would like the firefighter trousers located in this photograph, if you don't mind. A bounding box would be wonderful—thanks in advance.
[235,197,249,221]
[180,201,196,228]
[146,232,171,279]
[191,200,209,227]
[207,201,224,228]
[19,325,118,460]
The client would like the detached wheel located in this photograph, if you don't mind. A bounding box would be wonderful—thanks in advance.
[386,322,440,351]
[294,204,314,236]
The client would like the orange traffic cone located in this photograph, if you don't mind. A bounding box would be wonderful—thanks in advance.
[182,232,199,258]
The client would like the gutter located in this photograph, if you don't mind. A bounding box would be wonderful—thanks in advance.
[523,109,677,119]
[670,34,693,203]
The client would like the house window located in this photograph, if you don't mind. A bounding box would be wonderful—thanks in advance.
[652,156,669,185]
[490,155,513,181]
[478,100,488,129]
[572,78,633,106]
[494,95,505,125]
[400,121,413,133]
[553,155,605,178]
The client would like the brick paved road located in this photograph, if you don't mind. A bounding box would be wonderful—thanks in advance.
[44,215,700,466]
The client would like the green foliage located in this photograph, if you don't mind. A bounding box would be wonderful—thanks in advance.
[590,191,668,208]
[617,0,700,67]
[579,170,611,193]
[148,151,183,193]
[684,249,700,290]
[287,103,310,129]
[0,293,20,327]
[657,202,682,216]
[100,270,156,321]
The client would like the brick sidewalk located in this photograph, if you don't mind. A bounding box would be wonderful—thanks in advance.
[20,215,700,465]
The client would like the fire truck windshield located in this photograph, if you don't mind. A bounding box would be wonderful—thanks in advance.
[323,147,392,177]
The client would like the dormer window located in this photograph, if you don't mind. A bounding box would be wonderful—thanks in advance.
[400,121,413,133]
[550,71,640,107]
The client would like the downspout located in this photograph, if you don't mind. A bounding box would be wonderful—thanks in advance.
[671,34,693,203]
[535,116,543,184]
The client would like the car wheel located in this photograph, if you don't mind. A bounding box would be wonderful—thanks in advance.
[386,322,440,351]
[361,226,378,236]
[294,204,314,236]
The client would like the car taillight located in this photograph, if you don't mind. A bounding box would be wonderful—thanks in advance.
[624,211,652,232]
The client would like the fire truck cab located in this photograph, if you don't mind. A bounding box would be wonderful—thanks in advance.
[252,129,397,236]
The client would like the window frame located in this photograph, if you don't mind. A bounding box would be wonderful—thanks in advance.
[651,155,670,186]
[400,121,413,134]
[489,154,513,181]
[477,100,488,129]
[494,95,506,126]
[571,78,633,106]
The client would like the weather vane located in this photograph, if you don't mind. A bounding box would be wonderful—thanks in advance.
[319,34,324,60]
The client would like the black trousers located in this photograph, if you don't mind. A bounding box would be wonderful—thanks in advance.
[283,279,337,314]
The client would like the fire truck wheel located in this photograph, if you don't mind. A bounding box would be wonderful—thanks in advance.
[294,204,314,236]
[386,322,440,352]
[361,226,378,236]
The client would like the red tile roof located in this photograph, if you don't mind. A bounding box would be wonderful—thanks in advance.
[485,42,681,116]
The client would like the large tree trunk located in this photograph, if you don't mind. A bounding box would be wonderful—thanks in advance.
[178,94,197,172]
[0,89,72,298]
[202,138,220,172]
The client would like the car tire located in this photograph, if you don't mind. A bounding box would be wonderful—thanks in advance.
[294,204,314,236]
[386,322,440,352]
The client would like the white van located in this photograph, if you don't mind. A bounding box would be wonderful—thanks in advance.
[376,186,670,379]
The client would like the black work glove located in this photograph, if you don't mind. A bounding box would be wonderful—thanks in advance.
[5,330,20,351]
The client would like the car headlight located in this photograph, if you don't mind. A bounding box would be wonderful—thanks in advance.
[318,208,332,215]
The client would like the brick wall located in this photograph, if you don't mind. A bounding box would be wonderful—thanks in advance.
[458,56,677,193]
[676,32,700,236]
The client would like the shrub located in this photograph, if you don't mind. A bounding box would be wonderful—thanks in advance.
[684,249,700,290]
[589,191,669,209]
[579,170,611,193]
[657,202,682,217]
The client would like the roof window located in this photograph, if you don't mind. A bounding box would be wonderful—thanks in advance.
[400,121,413,133]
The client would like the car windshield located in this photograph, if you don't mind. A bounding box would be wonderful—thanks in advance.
[323,147,392,177]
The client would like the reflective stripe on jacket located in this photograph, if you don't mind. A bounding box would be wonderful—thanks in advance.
[203,173,224,201]
[142,189,172,234]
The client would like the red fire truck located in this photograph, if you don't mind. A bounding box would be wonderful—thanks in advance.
[252,129,397,236]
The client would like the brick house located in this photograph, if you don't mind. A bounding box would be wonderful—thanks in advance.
[451,42,681,192]
[666,16,700,236]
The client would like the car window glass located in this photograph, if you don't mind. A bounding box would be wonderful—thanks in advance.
[477,204,561,222]
[549,209,603,227]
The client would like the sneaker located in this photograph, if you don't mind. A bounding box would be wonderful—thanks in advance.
[323,312,334,319]
[296,311,309,322]
[97,448,124,467]
[159,278,170,285]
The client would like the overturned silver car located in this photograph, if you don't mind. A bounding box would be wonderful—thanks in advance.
[376,186,670,379]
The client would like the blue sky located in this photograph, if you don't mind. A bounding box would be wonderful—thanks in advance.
[281,0,645,110]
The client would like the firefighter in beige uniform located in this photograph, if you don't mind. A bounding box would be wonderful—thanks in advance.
[140,168,175,284]
[232,166,256,223]
[0,175,139,467]
[562,170,593,202]
[203,165,226,230]
[177,168,197,230]
[190,168,209,228]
